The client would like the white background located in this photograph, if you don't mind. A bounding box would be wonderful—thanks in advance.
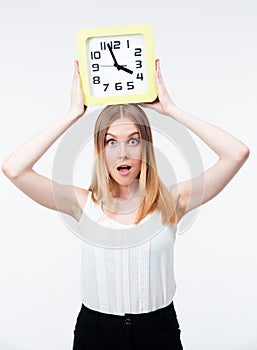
[0,0,256,349]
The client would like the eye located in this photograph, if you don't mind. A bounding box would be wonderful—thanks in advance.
[128,138,140,146]
[106,139,117,146]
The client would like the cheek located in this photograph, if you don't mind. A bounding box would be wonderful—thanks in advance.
[132,147,142,162]
[104,149,116,171]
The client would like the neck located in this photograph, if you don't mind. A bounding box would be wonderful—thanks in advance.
[112,180,140,201]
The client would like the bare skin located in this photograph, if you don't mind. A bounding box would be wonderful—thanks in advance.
[2,59,249,225]
[142,59,250,222]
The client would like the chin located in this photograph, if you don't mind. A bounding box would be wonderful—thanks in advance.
[110,173,138,186]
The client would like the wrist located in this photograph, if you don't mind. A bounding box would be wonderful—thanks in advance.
[66,107,86,121]
[164,103,179,117]
[166,104,192,125]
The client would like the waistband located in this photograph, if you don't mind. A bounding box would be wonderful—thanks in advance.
[81,301,177,328]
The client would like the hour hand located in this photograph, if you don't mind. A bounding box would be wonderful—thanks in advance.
[107,43,133,74]
[117,65,133,75]
[107,43,119,68]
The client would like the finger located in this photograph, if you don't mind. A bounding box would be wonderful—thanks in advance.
[139,103,149,108]
[139,99,158,109]
[155,58,160,70]
[72,61,80,91]
[75,60,80,73]
[73,60,80,79]
[155,59,162,81]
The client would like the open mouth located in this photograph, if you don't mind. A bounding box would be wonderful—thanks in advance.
[116,165,132,175]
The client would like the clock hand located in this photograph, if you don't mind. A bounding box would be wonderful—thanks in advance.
[100,64,128,67]
[116,65,133,74]
[106,44,133,74]
[107,43,119,68]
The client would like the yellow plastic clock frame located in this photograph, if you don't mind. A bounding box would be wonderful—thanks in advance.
[76,24,157,106]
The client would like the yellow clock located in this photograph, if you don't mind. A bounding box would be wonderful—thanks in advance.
[76,24,157,106]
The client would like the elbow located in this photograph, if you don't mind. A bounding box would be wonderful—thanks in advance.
[236,144,250,164]
[241,144,250,161]
[2,161,9,177]
[2,161,19,180]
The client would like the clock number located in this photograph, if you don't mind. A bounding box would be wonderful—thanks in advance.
[100,41,120,50]
[134,48,142,56]
[108,41,121,49]
[127,81,134,90]
[136,73,144,81]
[93,76,100,84]
[92,64,99,72]
[103,83,109,91]
[90,51,101,60]
[115,82,122,90]
[100,42,106,50]
[113,40,121,49]
[127,40,130,48]
[135,60,142,69]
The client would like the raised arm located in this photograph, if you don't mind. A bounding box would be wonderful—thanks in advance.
[142,59,250,222]
[2,60,88,221]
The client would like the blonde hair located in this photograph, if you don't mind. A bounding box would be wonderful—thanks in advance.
[88,104,177,226]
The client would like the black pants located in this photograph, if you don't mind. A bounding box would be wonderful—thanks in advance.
[73,301,183,350]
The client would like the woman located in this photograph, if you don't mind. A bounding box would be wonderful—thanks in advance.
[2,59,249,349]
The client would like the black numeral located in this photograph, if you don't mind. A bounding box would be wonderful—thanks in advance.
[90,51,101,60]
[108,41,121,49]
[113,40,121,49]
[127,81,134,90]
[127,40,130,48]
[100,42,107,50]
[93,76,100,84]
[103,83,109,91]
[135,60,142,68]
[134,48,142,56]
[115,82,122,90]
[92,64,99,72]
[136,73,143,80]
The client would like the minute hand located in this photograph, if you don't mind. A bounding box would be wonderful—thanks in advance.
[107,44,133,74]
[107,43,119,68]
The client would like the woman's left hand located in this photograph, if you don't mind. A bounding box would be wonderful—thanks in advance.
[140,59,175,115]
[69,60,87,119]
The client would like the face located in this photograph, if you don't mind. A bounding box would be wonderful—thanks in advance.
[104,117,142,187]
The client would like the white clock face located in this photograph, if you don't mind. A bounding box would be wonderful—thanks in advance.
[86,34,148,97]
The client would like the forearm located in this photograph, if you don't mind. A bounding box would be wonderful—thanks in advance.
[2,111,79,178]
[167,104,249,162]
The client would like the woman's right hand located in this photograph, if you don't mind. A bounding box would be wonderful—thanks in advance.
[69,60,87,119]
[140,59,176,116]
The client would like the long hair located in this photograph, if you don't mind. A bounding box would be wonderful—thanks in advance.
[88,104,177,226]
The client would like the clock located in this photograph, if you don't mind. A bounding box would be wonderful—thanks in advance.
[76,24,157,106]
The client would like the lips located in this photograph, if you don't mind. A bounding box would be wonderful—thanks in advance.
[116,164,132,176]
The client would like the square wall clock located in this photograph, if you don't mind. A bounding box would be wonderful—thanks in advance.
[76,24,157,106]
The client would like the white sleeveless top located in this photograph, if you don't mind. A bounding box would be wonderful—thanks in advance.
[78,191,177,316]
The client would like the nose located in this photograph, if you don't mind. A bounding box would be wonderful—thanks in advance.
[119,140,129,159]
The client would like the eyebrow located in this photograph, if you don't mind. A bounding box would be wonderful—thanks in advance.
[105,131,140,138]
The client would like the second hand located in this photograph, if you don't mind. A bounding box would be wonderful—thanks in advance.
[100,65,128,67]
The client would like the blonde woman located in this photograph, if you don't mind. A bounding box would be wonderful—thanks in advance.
[2,59,249,349]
